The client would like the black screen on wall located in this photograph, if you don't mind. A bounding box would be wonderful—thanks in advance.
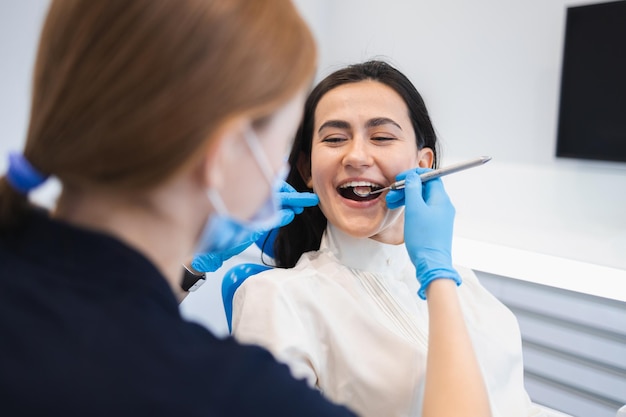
[556,1,626,163]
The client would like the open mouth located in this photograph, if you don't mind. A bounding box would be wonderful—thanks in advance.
[337,181,384,202]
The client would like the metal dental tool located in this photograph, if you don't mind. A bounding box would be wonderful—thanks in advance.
[353,156,492,197]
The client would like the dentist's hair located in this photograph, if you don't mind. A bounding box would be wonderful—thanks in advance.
[0,0,316,231]
[271,60,439,268]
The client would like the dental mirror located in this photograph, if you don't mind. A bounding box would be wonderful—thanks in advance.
[352,156,492,197]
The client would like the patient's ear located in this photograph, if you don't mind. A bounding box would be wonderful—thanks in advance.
[296,152,313,189]
[417,147,434,169]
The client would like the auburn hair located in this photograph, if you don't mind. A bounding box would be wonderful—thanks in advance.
[0,0,316,231]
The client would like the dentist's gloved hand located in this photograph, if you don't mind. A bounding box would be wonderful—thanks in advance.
[274,181,319,226]
[190,239,258,274]
[191,182,318,273]
[386,167,416,209]
[386,168,462,299]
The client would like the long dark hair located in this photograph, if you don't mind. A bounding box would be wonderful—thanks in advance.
[270,60,440,268]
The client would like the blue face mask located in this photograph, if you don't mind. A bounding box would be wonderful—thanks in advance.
[196,127,288,254]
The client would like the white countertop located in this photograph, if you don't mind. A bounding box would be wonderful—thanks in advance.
[453,236,626,303]
[444,157,626,302]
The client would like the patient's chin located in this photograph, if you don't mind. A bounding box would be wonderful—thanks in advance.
[332,208,405,244]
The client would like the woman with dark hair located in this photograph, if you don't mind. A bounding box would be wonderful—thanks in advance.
[272,60,440,267]
[231,61,543,417]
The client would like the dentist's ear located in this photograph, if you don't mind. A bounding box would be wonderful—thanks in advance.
[417,147,435,169]
[199,117,249,190]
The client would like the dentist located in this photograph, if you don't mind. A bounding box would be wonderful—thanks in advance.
[0,1,490,417]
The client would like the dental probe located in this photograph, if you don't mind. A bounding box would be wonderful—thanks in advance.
[353,156,492,197]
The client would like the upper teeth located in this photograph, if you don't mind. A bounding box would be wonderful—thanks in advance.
[339,181,381,188]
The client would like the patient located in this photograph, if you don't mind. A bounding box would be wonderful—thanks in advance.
[231,60,544,417]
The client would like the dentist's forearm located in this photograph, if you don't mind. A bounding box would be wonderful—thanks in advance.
[422,279,492,417]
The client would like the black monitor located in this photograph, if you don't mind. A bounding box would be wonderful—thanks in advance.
[556,1,626,163]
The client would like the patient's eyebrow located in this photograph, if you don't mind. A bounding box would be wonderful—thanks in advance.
[318,117,401,133]
[366,117,402,130]
[318,120,350,133]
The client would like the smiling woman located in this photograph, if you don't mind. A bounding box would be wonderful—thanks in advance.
[230,61,545,417]
[273,61,440,263]
[305,79,433,244]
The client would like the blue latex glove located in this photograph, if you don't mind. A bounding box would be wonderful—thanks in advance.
[190,239,259,274]
[191,182,318,272]
[386,168,462,299]
[253,181,319,258]
[274,181,319,226]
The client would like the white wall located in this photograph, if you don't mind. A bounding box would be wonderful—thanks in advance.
[297,0,601,164]
[0,0,61,205]
[0,1,49,167]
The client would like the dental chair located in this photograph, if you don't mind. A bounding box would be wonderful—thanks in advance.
[222,262,271,333]
[221,228,277,333]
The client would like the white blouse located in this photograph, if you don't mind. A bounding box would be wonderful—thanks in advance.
[233,225,544,417]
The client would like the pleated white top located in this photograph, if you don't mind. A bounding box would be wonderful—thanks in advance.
[233,225,544,417]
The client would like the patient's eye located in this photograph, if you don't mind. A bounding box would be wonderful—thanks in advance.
[321,136,347,144]
[371,136,396,142]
